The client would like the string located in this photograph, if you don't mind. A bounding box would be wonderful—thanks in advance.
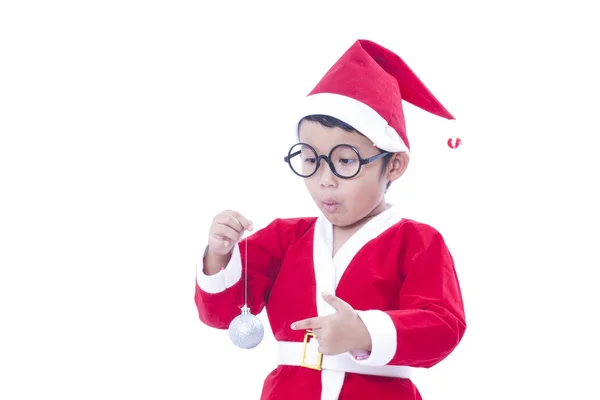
[244,237,248,307]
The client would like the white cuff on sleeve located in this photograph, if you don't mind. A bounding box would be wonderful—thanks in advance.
[351,310,397,366]
[196,244,242,294]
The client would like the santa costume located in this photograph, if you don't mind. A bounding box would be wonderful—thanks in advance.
[195,39,467,400]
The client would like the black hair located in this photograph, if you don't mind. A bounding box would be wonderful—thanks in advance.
[299,114,394,189]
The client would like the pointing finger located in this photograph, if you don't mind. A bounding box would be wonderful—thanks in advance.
[291,316,325,331]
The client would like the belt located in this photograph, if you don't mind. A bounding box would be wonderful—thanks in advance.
[275,331,413,379]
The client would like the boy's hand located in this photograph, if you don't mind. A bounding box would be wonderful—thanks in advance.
[290,292,372,356]
[207,210,253,256]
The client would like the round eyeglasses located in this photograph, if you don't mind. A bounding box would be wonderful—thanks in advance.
[283,143,389,179]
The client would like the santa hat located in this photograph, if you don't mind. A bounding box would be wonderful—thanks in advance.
[297,39,454,153]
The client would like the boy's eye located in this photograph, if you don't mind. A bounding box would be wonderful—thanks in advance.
[303,157,316,164]
[336,157,357,166]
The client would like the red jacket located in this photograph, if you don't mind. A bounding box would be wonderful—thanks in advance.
[195,207,466,399]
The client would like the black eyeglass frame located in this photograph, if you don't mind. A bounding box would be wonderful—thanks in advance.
[283,143,390,179]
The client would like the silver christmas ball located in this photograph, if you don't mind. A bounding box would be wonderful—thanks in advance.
[228,305,264,349]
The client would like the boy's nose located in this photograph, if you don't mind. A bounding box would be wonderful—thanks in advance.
[317,159,337,187]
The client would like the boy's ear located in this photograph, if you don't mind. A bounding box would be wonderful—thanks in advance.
[387,152,409,183]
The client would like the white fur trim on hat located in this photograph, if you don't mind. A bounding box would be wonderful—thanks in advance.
[296,93,409,153]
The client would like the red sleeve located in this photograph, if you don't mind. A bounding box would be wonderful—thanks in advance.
[194,217,314,330]
[354,222,467,368]
[386,223,467,367]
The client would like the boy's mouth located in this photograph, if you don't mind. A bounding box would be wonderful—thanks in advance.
[322,199,340,213]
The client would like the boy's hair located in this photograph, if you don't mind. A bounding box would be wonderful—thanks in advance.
[299,114,394,189]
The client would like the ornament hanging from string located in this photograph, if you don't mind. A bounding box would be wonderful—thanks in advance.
[228,239,264,349]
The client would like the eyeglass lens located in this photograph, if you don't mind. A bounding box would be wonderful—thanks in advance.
[288,144,361,178]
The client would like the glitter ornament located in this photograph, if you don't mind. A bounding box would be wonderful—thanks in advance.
[228,304,265,349]
[447,137,462,149]
[228,240,264,349]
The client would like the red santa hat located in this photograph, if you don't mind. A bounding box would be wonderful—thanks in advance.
[297,39,454,153]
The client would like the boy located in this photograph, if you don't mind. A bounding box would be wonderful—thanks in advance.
[195,39,466,399]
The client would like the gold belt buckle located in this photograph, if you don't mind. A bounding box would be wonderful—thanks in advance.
[301,329,323,371]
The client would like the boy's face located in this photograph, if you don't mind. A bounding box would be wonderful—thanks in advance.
[297,120,403,228]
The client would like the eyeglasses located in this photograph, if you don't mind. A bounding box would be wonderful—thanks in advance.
[283,143,389,179]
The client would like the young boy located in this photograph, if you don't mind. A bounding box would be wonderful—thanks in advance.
[195,39,467,400]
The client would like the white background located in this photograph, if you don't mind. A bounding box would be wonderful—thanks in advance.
[1,1,599,399]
